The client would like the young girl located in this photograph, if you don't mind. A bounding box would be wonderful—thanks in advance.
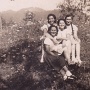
[65,14,82,66]
[55,19,74,65]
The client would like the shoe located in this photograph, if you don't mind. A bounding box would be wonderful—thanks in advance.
[76,58,82,67]
[72,58,78,64]
[64,74,77,81]
[63,75,67,80]
[78,60,82,67]
[67,75,77,80]
[68,61,75,65]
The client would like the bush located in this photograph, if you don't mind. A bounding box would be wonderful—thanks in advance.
[0,16,90,90]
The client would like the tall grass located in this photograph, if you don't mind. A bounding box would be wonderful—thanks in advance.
[0,22,42,53]
[0,18,90,90]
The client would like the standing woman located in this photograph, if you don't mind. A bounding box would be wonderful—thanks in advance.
[44,25,76,80]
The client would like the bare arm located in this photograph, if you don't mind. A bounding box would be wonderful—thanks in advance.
[45,33,59,44]
[45,44,58,56]
[73,29,80,42]
[73,28,78,39]
[56,36,68,41]
[66,34,71,40]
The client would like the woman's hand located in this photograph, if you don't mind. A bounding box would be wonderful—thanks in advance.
[56,36,68,41]
[53,38,59,45]
[75,38,81,43]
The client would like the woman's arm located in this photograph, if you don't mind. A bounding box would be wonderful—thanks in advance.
[56,36,68,41]
[45,33,59,44]
[73,30,81,43]
[41,25,59,44]
[45,44,57,56]
[56,31,69,41]
[66,34,71,40]
[73,26,80,43]
[66,34,75,44]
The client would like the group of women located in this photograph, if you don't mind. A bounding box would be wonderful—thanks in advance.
[40,14,82,81]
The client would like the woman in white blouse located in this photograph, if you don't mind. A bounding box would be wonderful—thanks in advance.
[44,25,76,80]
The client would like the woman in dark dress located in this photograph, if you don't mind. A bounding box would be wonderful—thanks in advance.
[44,25,76,80]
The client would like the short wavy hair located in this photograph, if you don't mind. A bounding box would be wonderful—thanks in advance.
[47,14,56,23]
[65,14,73,20]
[48,25,58,36]
[57,18,67,29]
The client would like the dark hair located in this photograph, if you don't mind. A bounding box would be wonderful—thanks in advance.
[48,25,58,36]
[65,14,73,20]
[47,14,56,23]
[57,18,67,29]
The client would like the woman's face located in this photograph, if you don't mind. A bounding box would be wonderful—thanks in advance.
[58,20,66,30]
[50,27,57,37]
[48,16,55,25]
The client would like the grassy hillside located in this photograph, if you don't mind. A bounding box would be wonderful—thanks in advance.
[0,10,90,90]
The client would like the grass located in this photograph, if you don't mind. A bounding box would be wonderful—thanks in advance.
[0,20,90,90]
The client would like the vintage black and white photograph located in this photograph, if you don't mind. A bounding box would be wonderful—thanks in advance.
[0,0,90,90]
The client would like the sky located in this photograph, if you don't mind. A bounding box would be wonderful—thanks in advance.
[0,0,63,12]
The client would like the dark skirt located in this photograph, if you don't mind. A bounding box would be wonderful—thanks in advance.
[44,52,66,71]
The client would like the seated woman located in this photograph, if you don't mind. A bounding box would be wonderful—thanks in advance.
[40,14,58,43]
[42,18,73,65]
[65,14,82,66]
[40,14,58,63]
[44,25,76,80]
[40,14,71,64]
[56,18,73,65]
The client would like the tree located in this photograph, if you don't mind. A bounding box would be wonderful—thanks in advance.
[0,16,2,30]
[57,0,88,18]
[1,17,6,27]
[8,18,15,26]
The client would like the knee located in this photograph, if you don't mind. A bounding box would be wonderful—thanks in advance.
[66,40,71,45]
[71,45,75,50]
[77,39,81,44]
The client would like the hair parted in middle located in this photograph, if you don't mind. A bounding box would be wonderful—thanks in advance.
[57,18,67,29]
[48,25,58,36]
[65,14,74,20]
[47,14,57,23]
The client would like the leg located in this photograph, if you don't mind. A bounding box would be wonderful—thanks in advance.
[76,42,82,65]
[63,66,72,76]
[60,66,76,80]
[66,40,72,58]
[60,68,67,80]
[60,68,66,76]
[40,40,44,63]
[63,40,71,59]
[40,48,44,63]
[71,44,78,63]
[71,44,75,60]
[76,42,80,59]
[63,47,71,64]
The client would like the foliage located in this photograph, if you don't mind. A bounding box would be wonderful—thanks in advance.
[57,0,88,18]
[0,9,90,90]
[1,17,6,27]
